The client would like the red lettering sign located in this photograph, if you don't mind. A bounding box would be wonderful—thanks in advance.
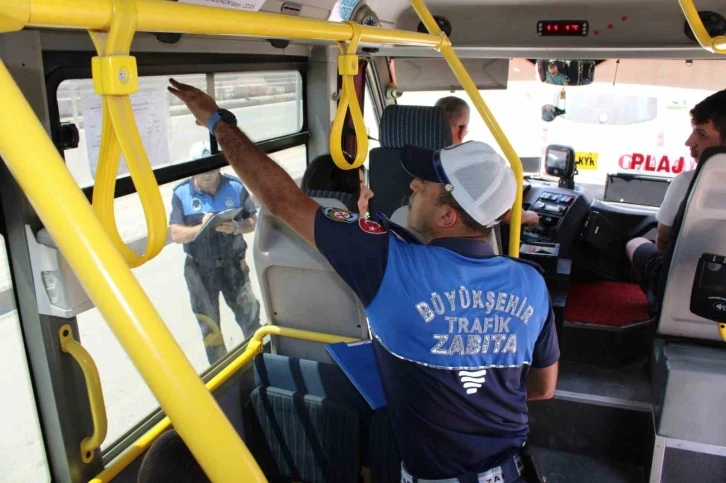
[619,153,693,174]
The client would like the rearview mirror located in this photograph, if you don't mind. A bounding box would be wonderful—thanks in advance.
[541,104,565,122]
[536,59,595,86]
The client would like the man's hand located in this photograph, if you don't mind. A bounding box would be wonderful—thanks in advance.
[522,210,540,230]
[168,78,219,129]
[216,221,238,235]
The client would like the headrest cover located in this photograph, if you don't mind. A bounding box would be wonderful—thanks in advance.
[379,105,453,150]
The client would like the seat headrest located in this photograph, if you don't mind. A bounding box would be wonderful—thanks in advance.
[379,105,453,150]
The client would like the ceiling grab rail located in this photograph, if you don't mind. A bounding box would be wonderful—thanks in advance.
[409,0,524,257]
[330,21,368,170]
[678,0,726,54]
[88,0,167,268]
[0,60,265,482]
[59,324,108,464]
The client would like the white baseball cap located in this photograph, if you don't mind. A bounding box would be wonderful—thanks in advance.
[401,141,517,228]
[189,141,212,160]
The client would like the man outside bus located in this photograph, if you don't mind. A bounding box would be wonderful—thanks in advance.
[168,78,559,482]
[170,142,261,365]
[626,89,726,307]
[436,96,541,230]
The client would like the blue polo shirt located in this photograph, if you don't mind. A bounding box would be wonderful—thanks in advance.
[314,207,559,479]
[170,174,256,263]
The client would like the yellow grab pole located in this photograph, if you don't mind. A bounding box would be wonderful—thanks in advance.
[2,0,441,47]
[0,61,264,482]
[91,326,359,483]
[409,0,523,257]
[678,0,726,54]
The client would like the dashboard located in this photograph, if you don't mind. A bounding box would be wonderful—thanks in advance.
[520,183,590,257]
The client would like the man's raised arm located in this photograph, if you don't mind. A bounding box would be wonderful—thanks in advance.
[167,78,319,247]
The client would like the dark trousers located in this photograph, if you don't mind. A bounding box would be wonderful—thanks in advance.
[184,256,261,365]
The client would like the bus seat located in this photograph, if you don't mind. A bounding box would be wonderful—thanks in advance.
[369,105,452,218]
[245,353,371,482]
[249,386,361,483]
[304,189,358,213]
[390,205,502,255]
[253,195,368,363]
[656,147,726,342]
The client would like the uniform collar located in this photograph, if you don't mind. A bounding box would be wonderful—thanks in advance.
[428,237,495,258]
[376,213,495,258]
[191,174,228,195]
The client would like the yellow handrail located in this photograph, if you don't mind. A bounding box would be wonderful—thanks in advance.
[59,324,108,463]
[0,60,264,482]
[678,0,726,54]
[90,326,359,483]
[330,21,368,171]
[719,322,726,342]
[88,0,167,268]
[409,0,523,257]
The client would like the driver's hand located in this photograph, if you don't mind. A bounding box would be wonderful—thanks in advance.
[168,78,220,129]
[522,210,540,229]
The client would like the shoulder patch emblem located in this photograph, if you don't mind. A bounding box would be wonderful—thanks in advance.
[359,218,387,235]
[225,197,235,208]
[322,207,359,223]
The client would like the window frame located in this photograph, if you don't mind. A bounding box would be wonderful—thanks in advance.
[43,51,309,462]
[45,51,309,201]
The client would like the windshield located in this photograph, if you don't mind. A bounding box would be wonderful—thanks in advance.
[397,58,722,201]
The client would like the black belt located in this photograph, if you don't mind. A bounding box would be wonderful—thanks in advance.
[187,254,237,267]
[401,454,524,483]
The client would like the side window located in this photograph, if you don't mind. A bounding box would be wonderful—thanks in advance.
[0,235,50,481]
[58,70,307,450]
[363,84,380,168]
[57,74,209,188]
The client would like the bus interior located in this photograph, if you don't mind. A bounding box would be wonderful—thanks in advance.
[1,0,726,482]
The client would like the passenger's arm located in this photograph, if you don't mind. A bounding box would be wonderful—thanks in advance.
[527,362,558,401]
[168,79,319,248]
[655,223,672,255]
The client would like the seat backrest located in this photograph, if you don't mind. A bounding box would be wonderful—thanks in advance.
[253,195,368,363]
[657,147,726,342]
[369,105,453,218]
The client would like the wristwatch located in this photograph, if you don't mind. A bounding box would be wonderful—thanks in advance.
[207,108,237,136]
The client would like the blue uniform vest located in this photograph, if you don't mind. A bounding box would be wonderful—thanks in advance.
[367,234,550,374]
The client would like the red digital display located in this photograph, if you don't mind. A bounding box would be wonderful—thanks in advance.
[537,20,589,37]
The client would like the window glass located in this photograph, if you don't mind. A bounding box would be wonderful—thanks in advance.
[398,59,719,202]
[215,71,304,143]
[57,74,208,188]
[78,172,263,448]
[363,85,380,168]
[0,236,50,482]
[77,145,306,449]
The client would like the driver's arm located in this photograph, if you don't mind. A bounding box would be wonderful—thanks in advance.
[655,223,672,255]
[168,79,318,248]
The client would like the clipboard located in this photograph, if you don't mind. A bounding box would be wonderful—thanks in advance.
[191,207,244,242]
[326,340,387,410]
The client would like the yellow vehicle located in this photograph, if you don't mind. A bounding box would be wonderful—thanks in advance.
[0,0,725,482]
